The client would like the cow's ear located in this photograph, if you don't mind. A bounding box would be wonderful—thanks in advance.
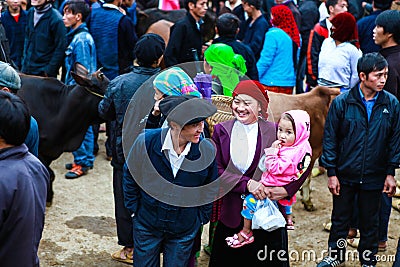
[71,71,93,87]
[74,63,89,77]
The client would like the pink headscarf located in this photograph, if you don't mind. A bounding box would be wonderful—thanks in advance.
[278,110,312,163]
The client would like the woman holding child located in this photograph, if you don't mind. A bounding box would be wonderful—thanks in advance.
[209,80,312,266]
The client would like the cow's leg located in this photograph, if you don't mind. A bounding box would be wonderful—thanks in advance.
[40,156,55,206]
[300,176,316,211]
[46,167,55,207]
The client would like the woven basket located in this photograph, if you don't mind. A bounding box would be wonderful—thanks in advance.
[207,95,234,136]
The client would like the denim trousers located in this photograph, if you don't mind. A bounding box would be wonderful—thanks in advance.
[73,126,95,167]
[132,217,198,267]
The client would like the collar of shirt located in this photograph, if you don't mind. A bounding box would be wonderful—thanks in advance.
[359,85,379,120]
[103,3,120,10]
[225,0,242,10]
[196,19,204,31]
[358,85,379,103]
[161,129,192,176]
[326,19,332,37]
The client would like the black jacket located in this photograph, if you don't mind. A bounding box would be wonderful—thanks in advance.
[98,66,161,169]
[380,45,400,101]
[0,145,49,266]
[321,85,400,189]
[22,7,66,77]
[164,13,203,67]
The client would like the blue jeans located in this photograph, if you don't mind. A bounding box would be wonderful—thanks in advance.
[132,217,198,267]
[73,126,95,167]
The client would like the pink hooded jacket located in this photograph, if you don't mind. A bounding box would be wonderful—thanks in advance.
[260,110,312,187]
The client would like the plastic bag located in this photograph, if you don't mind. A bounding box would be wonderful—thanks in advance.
[252,198,286,232]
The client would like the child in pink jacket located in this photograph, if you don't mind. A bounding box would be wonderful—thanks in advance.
[226,110,312,248]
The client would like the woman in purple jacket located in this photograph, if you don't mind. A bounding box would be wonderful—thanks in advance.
[209,80,312,267]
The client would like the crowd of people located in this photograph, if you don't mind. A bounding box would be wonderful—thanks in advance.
[1,0,400,266]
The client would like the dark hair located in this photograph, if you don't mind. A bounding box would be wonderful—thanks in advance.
[184,0,197,11]
[357,52,388,78]
[280,113,296,136]
[326,0,345,14]
[243,0,262,10]
[216,13,240,37]
[64,0,90,22]
[375,10,400,44]
[373,0,392,10]
[0,91,30,146]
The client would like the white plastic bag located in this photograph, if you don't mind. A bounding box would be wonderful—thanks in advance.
[252,198,286,232]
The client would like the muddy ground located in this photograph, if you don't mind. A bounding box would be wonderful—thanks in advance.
[38,133,400,266]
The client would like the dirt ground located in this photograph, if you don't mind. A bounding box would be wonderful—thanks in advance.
[38,133,400,267]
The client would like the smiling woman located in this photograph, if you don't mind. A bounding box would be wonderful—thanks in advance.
[209,80,280,267]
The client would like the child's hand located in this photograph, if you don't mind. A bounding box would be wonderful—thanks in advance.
[271,140,282,149]
[152,99,162,116]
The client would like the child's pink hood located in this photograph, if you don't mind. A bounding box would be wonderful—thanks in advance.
[279,109,312,162]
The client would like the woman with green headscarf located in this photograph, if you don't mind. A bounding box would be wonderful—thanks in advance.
[204,43,247,96]
[146,66,202,129]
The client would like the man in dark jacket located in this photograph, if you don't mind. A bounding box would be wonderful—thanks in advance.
[123,95,218,267]
[318,52,400,267]
[2,0,27,69]
[373,9,400,252]
[22,0,66,77]
[237,0,269,61]
[374,10,400,100]
[357,0,391,54]
[98,33,165,264]
[0,91,49,267]
[213,13,258,80]
[88,0,137,80]
[164,0,208,67]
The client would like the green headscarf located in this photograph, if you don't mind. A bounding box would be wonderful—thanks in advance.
[153,67,202,98]
[204,43,247,96]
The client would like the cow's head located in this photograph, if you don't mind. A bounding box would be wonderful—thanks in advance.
[71,63,109,97]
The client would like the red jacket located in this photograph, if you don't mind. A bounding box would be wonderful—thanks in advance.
[306,18,329,87]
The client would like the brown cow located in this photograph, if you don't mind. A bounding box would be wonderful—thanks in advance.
[208,86,340,211]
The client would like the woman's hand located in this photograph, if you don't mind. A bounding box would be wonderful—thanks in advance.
[247,180,267,200]
[264,186,288,201]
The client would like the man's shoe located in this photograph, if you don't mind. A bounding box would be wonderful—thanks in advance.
[65,162,77,170]
[65,164,89,179]
[65,163,93,170]
[316,256,343,267]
